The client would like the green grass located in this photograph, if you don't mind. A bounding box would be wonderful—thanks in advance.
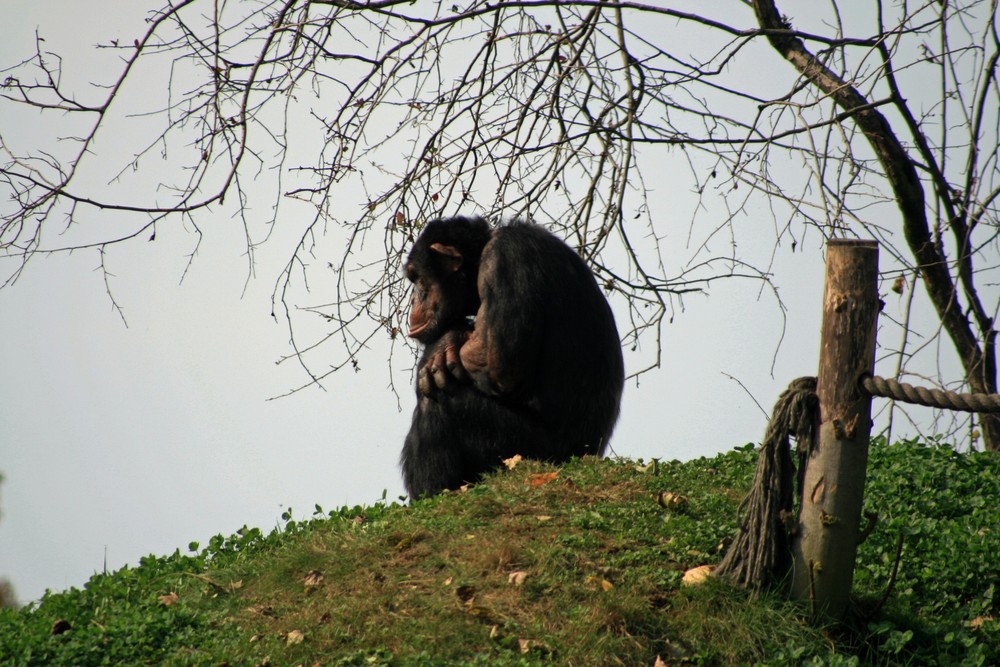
[1,438,997,666]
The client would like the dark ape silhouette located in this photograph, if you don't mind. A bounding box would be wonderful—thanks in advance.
[401,216,624,498]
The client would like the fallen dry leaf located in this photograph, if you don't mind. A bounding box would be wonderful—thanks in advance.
[285,629,305,646]
[157,592,180,606]
[682,565,713,587]
[503,454,524,469]
[517,638,552,655]
[657,491,688,511]
[507,570,528,586]
[584,575,613,591]
[303,570,324,591]
[969,615,994,629]
[527,471,560,487]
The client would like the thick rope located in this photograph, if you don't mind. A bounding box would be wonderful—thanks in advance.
[862,375,1000,413]
[715,377,818,590]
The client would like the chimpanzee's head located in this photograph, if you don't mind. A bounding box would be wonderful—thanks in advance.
[404,216,491,344]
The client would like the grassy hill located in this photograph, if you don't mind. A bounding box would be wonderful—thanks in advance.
[1,438,997,666]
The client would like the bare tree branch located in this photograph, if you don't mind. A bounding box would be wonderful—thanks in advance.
[3,0,999,447]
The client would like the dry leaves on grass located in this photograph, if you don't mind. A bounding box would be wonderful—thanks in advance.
[681,565,713,587]
[507,570,529,586]
[303,569,324,593]
[157,592,180,606]
[656,491,688,511]
[503,454,524,469]
[527,471,560,487]
[584,575,613,592]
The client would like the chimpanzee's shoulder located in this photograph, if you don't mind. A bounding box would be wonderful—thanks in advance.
[492,219,571,249]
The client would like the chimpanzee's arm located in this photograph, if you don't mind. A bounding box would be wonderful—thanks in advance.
[460,230,544,397]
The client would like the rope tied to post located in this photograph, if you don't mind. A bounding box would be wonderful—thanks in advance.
[861,374,1000,413]
[716,372,1000,591]
[715,377,818,589]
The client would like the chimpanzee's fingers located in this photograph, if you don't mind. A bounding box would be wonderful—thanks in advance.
[431,363,450,391]
[443,339,469,382]
[419,345,453,393]
[417,365,436,398]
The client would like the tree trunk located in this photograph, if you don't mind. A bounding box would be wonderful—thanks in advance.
[752,0,1000,451]
[791,239,879,621]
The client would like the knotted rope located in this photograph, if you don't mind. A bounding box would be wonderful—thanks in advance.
[715,377,818,589]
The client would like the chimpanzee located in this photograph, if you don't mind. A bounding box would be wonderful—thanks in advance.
[401,216,624,498]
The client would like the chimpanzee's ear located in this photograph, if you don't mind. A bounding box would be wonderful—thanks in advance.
[429,243,463,272]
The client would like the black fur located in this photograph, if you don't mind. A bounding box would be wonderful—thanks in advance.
[401,217,624,498]
[402,338,551,498]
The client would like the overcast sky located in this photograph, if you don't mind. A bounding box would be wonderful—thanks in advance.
[0,1,964,605]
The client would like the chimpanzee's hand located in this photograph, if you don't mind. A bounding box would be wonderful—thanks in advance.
[418,328,472,398]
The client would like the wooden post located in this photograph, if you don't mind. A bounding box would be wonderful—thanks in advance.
[790,239,879,621]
